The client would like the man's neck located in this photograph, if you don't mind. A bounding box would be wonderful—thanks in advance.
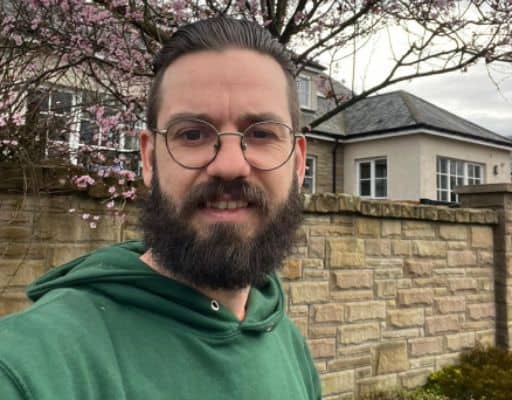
[140,251,250,321]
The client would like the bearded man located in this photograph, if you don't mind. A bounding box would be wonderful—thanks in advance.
[0,17,321,399]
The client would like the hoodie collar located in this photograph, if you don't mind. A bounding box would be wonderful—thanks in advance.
[27,241,285,338]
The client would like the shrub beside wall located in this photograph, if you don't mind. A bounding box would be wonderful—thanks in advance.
[0,192,500,399]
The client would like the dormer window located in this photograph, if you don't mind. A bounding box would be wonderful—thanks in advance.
[296,75,312,110]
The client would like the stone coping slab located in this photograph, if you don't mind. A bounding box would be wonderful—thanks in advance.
[303,193,498,225]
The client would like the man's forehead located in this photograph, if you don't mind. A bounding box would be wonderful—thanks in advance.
[162,48,288,89]
[157,48,291,127]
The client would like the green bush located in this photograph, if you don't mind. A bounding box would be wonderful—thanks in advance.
[424,345,512,400]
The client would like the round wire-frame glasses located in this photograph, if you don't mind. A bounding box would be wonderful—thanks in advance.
[152,118,304,171]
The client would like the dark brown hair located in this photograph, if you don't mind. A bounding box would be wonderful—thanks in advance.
[146,17,299,132]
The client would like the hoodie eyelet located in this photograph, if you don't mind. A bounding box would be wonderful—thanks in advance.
[210,300,220,311]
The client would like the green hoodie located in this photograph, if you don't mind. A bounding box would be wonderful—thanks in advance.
[0,241,321,399]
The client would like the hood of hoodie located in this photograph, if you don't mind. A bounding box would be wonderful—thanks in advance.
[27,241,285,338]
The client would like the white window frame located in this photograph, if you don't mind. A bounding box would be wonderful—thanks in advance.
[436,157,484,202]
[296,75,313,110]
[29,86,139,164]
[303,155,317,194]
[356,157,388,199]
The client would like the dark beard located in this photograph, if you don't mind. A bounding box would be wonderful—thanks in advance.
[139,171,303,290]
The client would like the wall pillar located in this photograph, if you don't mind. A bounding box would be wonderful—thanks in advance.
[457,183,512,348]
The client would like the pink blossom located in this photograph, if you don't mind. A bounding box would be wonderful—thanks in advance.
[106,200,115,209]
[108,186,116,194]
[0,117,6,128]
[89,222,97,229]
[119,169,136,181]
[82,213,90,220]
[74,175,96,189]
[12,113,24,126]
[121,187,136,200]
[68,208,76,213]
[93,215,100,221]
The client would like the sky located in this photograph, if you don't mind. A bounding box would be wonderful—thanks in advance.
[325,23,512,139]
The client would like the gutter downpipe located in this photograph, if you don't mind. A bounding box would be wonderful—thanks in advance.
[332,137,340,193]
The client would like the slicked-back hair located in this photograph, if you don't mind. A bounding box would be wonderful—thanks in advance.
[146,17,299,132]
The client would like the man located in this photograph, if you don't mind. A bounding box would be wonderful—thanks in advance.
[0,18,321,399]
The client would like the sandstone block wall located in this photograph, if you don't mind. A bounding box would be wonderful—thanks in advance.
[0,191,500,399]
[281,193,497,399]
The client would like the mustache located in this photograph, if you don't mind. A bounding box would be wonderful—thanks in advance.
[179,178,270,217]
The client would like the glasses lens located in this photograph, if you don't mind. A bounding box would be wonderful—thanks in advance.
[243,122,294,170]
[166,119,217,168]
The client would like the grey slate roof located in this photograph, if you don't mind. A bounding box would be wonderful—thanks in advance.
[342,90,512,147]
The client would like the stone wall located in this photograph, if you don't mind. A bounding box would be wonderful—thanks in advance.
[284,193,497,399]
[0,190,502,399]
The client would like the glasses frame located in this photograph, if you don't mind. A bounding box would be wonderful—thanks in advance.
[152,118,304,171]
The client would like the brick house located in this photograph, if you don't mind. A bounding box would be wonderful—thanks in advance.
[300,69,512,202]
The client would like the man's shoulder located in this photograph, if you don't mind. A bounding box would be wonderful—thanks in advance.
[0,288,100,352]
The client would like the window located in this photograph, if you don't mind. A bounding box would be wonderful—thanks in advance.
[29,88,76,144]
[296,75,312,109]
[436,157,484,202]
[303,156,316,193]
[28,87,140,155]
[357,158,387,198]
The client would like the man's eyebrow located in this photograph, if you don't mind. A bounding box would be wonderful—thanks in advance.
[237,112,287,125]
[162,112,214,128]
[161,111,288,129]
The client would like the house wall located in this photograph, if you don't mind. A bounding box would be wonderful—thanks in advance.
[343,135,422,200]
[343,133,511,201]
[418,135,511,200]
[306,138,344,193]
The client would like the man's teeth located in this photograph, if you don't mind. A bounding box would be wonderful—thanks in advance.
[206,201,249,210]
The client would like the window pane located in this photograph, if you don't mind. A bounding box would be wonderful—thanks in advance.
[360,180,371,196]
[52,91,72,114]
[457,177,463,187]
[450,177,456,190]
[438,158,448,173]
[375,159,387,178]
[375,179,387,197]
[468,164,474,177]
[79,120,95,145]
[456,161,464,176]
[123,134,139,151]
[450,160,456,175]
[450,192,458,203]
[48,116,68,141]
[296,77,310,107]
[359,162,371,179]
[305,157,315,178]
[440,175,448,189]
[474,165,481,179]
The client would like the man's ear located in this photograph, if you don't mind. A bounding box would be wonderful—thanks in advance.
[139,129,155,187]
[294,136,307,188]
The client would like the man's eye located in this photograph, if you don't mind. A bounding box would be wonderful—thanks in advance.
[246,129,276,140]
[181,130,202,141]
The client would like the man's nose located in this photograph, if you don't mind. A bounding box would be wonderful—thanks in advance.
[205,134,251,180]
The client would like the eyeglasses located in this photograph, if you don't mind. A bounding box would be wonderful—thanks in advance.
[152,118,302,171]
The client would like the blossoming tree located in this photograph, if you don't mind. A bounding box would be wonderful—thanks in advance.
[0,0,511,224]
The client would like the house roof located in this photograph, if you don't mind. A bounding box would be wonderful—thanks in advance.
[302,78,350,136]
[342,90,512,147]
